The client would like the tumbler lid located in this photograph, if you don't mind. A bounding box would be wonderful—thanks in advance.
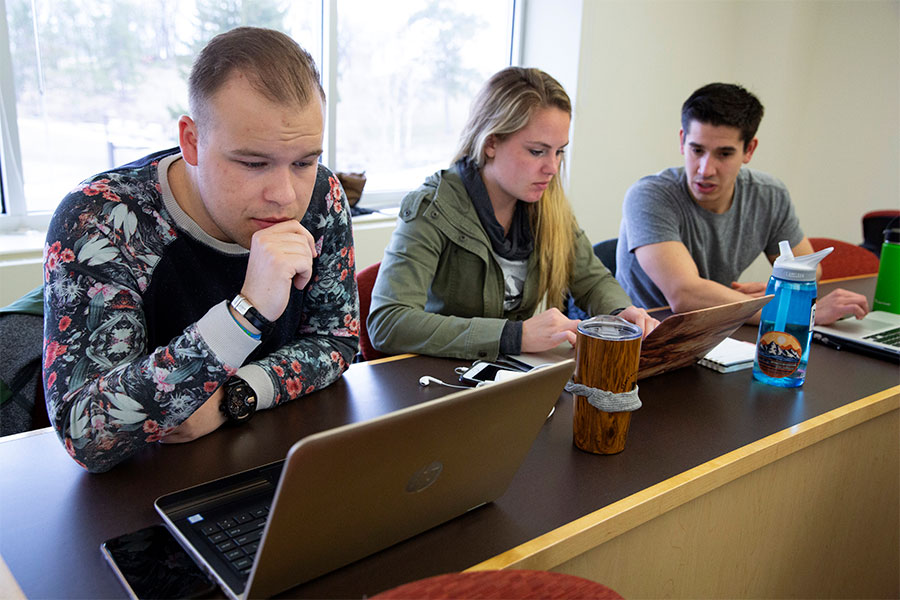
[577,315,642,341]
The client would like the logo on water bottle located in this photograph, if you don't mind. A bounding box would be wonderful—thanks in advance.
[756,331,802,378]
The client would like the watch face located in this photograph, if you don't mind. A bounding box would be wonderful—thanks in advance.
[224,381,257,422]
[228,396,247,419]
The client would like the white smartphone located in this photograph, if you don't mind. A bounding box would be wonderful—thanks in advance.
[458,361,517,385]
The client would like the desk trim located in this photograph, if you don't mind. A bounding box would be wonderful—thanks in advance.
[0,426,52,444]
[820,273,880,283]
[467,384,900,572]
[363,353,415,365]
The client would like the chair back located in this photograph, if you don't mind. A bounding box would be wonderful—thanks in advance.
[0,286,48,435]
[594,238,618,277]
[355,261,387,361]
[372,570,623,599]
[809,237,879,280]
[861,210,900,257]
[566,238,618,320]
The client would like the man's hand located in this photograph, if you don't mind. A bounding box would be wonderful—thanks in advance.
[160,388,227,444]
[617,305,660,338]
[730,281,767,297]
[241,220,318,322]
[815,288,869,325]
[521,308,579,353]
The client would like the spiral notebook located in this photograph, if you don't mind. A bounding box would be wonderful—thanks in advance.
[698,337,757,373]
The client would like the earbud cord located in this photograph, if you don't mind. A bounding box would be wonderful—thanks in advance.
[418,376,470,389]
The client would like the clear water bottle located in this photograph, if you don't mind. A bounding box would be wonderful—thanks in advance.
[752,241,833,388]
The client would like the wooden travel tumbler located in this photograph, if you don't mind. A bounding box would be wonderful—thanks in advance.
[572,316,642,454]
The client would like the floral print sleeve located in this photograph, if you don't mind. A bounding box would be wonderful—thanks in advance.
[43,155,359,473]
[248,169,360,407]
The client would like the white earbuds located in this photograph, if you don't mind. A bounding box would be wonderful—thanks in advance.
[418,376,470,389]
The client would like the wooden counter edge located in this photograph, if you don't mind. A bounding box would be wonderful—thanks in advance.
[361,353,416,365]
[466,384,900,572]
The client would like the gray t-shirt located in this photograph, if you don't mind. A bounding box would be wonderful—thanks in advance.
[616,166,804,309]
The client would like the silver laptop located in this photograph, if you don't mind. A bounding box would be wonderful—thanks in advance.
[813,310,900,361]
[155,359,575,600]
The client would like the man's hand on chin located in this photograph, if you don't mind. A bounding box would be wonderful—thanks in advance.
[160,388,228,444]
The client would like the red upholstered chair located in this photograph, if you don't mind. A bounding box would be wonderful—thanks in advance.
[371,570,624,600]
[809,237,879,280]
[355,261,387,362]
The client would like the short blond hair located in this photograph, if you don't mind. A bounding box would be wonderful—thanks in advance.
[188,27,324,131]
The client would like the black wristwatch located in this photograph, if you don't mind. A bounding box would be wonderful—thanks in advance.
[230,294,274,336]
[220,377,258,424]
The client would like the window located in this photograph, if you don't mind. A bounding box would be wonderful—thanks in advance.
[0,0,518,231]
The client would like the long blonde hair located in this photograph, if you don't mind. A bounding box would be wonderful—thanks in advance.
[453,67,576,310]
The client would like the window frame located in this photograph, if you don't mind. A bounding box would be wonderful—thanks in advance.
[0,0,522,231]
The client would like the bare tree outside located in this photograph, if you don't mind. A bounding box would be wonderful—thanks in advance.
[2,0,511,214]
[333,0,508,192]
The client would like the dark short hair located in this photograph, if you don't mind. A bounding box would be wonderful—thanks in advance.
[188,27,324,130]
[681,83,764,150]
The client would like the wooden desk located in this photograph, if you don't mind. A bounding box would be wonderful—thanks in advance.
[1,278,897,598]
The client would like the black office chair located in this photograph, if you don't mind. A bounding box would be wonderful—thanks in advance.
[0,286,48,435]
[566,238,618,320]
[592,238,618,278]
[861,210,899,257]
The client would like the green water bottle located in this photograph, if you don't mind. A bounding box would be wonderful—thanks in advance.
[873,228,900,314]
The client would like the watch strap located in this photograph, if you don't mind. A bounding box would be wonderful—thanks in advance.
[231,294,274,336]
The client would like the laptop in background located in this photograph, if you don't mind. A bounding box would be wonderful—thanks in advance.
[509,296,773,379]
[813,311,900,362]
[155,359,576,600]
[637,295,772,378]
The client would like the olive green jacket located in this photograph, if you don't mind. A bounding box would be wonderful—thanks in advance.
[367,168,632,360]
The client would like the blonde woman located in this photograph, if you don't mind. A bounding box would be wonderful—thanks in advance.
[368,67,657,360]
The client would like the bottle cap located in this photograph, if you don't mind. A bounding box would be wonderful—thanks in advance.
[772,240,833,282]
[884,228,900,244]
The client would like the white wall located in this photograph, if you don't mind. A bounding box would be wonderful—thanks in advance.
[566,0,900,281]
[520,0,584,103]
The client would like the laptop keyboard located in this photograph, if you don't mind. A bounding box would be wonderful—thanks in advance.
[864,326,900,348]
[193,499,271,579]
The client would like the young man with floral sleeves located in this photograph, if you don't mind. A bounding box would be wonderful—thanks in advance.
[42,27,359,473]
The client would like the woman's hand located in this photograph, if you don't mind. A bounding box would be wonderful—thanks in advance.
[521,308,580,353]
[617,305,660,338]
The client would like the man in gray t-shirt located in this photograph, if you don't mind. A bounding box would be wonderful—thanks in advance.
[617,83,868,326]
